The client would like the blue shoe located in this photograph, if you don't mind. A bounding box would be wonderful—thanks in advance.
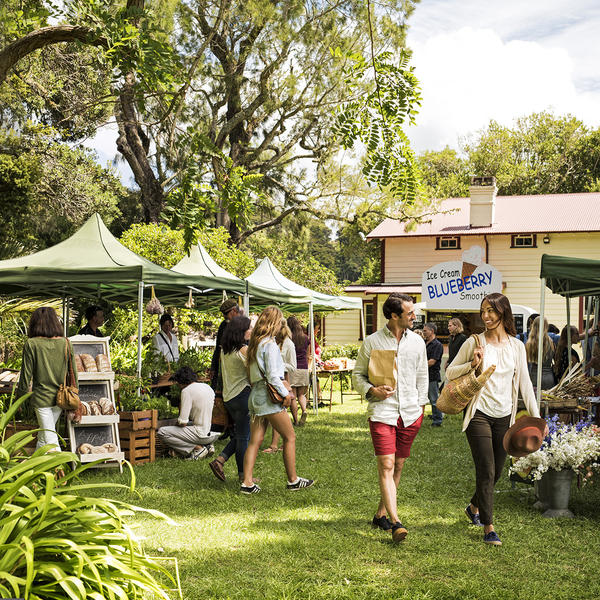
[483,531,502,546]
[465,505,483,526]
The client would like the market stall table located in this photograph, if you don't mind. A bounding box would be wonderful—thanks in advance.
[311,366,361,412]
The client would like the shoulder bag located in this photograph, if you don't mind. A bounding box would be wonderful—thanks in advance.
[56,339,81,411]
[437,334,496,415]
[256,355,293,407]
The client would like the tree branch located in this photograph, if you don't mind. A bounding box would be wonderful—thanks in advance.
[0,25,107,84]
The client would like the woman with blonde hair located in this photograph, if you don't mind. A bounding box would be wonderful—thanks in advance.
[241,306,314,494]
[525,317,556,390]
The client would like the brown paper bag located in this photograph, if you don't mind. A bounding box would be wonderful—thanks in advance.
[368,349,397,388]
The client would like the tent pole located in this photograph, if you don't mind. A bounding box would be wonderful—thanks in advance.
[592,297,600,375]
[583,296,592,372]
[566,295,572,373]
[244,281,250,315]
[136,281,144,384]
[360,304,366,340]
[536,278,546,410]
[309,302,318,415]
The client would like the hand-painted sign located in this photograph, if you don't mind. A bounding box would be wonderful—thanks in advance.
[421,246,502,310]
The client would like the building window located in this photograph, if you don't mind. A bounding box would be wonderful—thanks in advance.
[360,299,377,340]
[511,234,537,248]
[436,236,461,250]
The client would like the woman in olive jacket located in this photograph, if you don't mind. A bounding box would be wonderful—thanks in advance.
[16,307,78,451]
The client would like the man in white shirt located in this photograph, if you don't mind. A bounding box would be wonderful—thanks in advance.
[156,366,219,460]
[353,293,428,543]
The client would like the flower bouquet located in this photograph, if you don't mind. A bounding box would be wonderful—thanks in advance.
[510,414,600,483]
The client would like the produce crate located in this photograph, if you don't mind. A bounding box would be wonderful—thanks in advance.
[118,409,158,431]
[119,428,156,465]
[118,410,158,465]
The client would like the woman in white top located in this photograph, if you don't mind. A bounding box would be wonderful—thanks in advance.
[446,293,543,547]
[152,313,179,363]
[209,316,252,482]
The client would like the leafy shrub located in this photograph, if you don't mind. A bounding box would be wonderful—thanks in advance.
[118,392,179,419]
[321,343,361,361]
[0,395,175,599]
[177,346,212,378]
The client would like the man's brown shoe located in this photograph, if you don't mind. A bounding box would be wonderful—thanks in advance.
[209,459,226,482]
[391,522,408,543]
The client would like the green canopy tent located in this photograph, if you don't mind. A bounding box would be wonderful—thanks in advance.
[171,243,313,310]
[246,258,364,413]
[0,213,249,377]
[535,254,600,404]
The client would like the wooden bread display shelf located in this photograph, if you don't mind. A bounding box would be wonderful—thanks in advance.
[79,451,125,464]
[78,371,115,381]
[78,414,120,425]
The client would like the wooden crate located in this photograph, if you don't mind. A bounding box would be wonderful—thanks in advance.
[118,409,158,431]
[119,428,156,465]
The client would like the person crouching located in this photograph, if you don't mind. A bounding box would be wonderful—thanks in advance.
[157,366,219,460]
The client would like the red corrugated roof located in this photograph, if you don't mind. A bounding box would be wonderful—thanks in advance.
[367,192,600,238]
[344,284,422,294]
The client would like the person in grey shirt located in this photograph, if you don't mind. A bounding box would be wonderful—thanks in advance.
[353,293,428,544]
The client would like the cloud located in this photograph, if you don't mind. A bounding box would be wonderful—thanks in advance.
[406,26,600,152]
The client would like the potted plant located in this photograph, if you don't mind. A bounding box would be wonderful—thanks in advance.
[510,415,600,518]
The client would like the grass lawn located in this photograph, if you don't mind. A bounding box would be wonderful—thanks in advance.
[86,397,600,600]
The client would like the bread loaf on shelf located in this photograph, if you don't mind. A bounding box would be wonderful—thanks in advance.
[95,353,111,371]
[80,354,98,372]
[75,354,84,373]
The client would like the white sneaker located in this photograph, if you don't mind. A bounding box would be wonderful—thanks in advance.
[185,446,209,461]
[206,444,215,457]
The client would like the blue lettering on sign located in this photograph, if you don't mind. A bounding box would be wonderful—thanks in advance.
[426,270,495,299]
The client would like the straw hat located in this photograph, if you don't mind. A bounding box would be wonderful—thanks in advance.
[503,416,547,458]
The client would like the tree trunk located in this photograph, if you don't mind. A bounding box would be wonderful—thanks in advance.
[115,73,164,222]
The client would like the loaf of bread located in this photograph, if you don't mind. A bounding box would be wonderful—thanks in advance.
[98,397,115,415]
[75,354,84,372]
[95,354,111,371]
[78,443,93,454]
[80,354,98,372]
[87,401,102,415]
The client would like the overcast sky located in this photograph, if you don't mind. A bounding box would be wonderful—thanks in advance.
[87,1,600,181]
[405,0,600,152]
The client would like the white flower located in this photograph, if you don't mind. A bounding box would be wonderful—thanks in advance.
[510,426,600,481]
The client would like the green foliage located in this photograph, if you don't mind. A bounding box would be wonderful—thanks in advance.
[0,125,125,256]
[320,343,360,360]
[119,222,186,268]
[0,394,174,599]
[242,232,344,295]
[463,112,594,195]
[334,49,422,203]
[417,146,470,199]
[177,346,212,379]
[162,131,266,250]
[196,227,256,278]
[119,393,178,418]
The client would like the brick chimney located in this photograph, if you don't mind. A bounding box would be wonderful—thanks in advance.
[469,176,497,228]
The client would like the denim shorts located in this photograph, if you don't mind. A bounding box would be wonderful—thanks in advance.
[248,381,285,417]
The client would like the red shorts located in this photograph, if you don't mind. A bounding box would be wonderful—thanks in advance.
[369,414,423,458]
